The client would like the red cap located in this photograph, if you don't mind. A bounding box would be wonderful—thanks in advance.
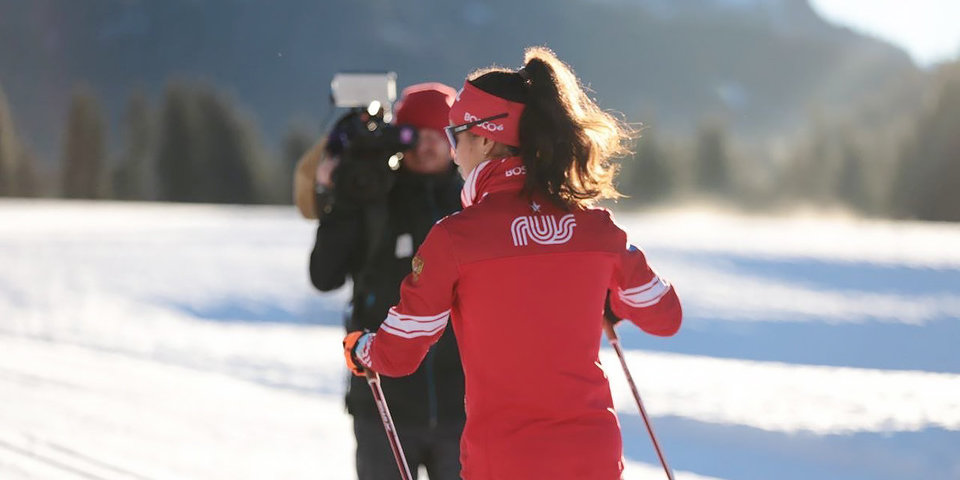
[394,82,457,133]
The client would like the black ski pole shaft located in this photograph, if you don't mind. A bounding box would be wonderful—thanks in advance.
[365,370,413,480]
[603,321,675,480]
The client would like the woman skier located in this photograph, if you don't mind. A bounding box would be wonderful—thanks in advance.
[344,46,682,479]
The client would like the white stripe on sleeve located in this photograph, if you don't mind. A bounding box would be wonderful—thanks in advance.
[618,275,671,308]
[380,308,451,339]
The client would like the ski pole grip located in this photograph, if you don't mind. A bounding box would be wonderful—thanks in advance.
[603,319,618,341]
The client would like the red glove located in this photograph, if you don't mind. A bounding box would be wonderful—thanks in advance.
[343,331,371,376]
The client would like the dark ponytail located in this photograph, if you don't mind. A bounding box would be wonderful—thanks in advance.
[468,46,631,208]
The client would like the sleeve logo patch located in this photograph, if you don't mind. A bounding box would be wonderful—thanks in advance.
[411,255,424,282]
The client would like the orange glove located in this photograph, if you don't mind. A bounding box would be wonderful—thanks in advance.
[343,331,369,376]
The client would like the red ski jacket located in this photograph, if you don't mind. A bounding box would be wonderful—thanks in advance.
[355,157,682,479]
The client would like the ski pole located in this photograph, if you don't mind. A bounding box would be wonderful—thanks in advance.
[603,321,675,480]
[364,370,413,480]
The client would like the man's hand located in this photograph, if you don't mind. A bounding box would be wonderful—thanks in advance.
[343,331,373,376]
[315,157,340,189]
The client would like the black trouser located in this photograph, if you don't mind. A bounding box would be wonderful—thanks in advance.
[353,416,463,480]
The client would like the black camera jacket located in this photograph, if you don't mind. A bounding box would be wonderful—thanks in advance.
[309,165,465,428]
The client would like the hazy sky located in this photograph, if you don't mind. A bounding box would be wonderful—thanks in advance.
[809,0,960,67]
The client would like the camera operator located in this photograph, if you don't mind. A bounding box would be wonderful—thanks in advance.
[304,83,465,479]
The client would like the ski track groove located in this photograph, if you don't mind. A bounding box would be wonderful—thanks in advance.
[0,437,113,480]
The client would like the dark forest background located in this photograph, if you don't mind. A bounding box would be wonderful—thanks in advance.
[1,0,958,220]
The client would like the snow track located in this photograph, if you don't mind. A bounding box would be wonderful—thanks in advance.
[1,200,958,479]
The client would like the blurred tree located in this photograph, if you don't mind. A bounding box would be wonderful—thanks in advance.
[0,85,19,196]
[892,63,960,221]
[156,83,201,202]
[693,119,731,195]
[61,86,107,199]
[0,84,37,197]
[196,89,260,203]
[112,90,154,200]
[618,128,674,204]
[14,149,40,197]
[156,81,270,204]
[782,114,841,206]
[835,139,869,212]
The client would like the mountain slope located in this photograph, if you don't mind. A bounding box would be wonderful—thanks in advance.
[0,0,922,160]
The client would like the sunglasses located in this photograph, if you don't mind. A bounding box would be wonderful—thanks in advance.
[444,113,509,148]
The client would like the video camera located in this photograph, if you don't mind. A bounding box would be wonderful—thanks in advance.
[325,72,417,204]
